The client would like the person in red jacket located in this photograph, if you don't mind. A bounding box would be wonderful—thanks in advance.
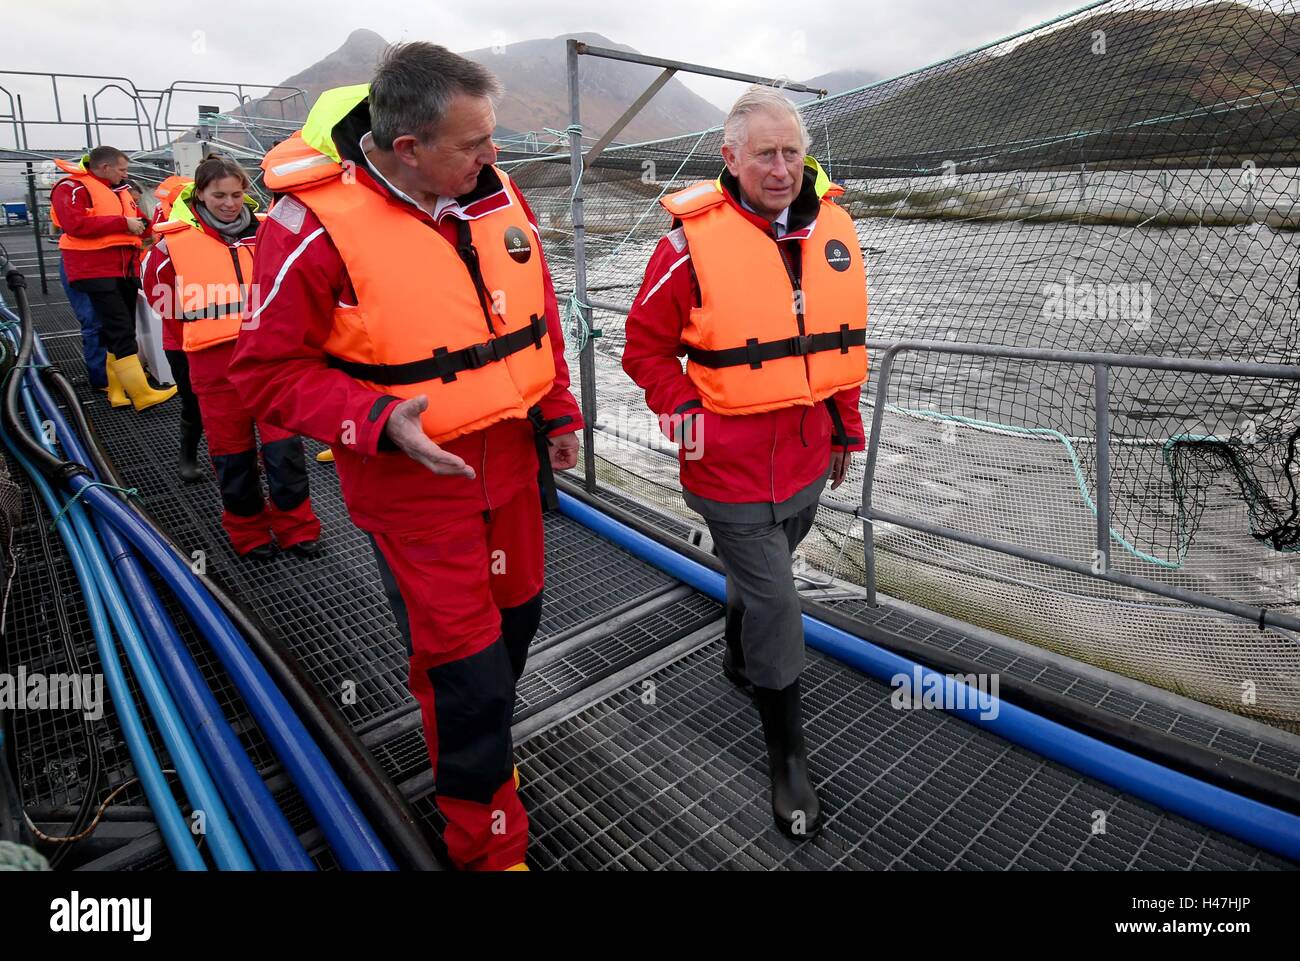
[229,45,582,871]
[49,146,175,411]
[144,154,321,559]
[622,87,868,841]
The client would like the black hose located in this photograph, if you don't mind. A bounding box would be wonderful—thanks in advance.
[557,474,1300,817]
[1,264,102,866]
[39,365,443,871]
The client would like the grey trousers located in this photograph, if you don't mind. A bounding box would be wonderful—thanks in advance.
[695,475,826,691]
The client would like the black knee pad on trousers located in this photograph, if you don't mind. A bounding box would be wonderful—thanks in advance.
[426,638,516,804]
[500,590,544,681]
[261,437,309,510]
[212,449,263,516]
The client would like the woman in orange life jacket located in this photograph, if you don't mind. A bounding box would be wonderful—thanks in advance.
[144,154,322,559]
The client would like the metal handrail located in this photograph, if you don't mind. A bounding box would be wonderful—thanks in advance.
[858,339,1300,633]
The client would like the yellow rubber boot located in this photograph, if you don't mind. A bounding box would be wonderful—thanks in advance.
[104,354,130,408]
[110,353,177,412]
[315,448,335,463]
[505,863,530,871]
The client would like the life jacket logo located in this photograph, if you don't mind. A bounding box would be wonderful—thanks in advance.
[504,226,532,264]
[825,239,852,272]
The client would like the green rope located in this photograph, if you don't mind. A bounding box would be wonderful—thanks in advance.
[0,840,49,871]
[49,481,139,532]
[887,404,1188,569]
[562,291,597,352]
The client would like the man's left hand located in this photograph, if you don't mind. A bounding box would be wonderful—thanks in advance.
[830,450,852,490]
[549,432,580,471]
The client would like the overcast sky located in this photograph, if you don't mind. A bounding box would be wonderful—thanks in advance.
[6,0,1086,113]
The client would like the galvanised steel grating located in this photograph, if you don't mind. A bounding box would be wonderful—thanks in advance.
[6,287,1295,871]
[823,596,1300,782]
[515,644,1294,871]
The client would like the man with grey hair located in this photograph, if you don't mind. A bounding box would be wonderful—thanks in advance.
[233,42,584,871]
[623,85,869,839]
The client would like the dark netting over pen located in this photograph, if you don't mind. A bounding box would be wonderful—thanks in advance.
[505,0,1300,729]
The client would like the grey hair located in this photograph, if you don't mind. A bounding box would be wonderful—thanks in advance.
[370,41,503,149]
[722,86,810,153]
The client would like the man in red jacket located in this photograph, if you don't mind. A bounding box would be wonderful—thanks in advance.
[49,146,175,411]
[623,87,868,840]
[230,45,582,871]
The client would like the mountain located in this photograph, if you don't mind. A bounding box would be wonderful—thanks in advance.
[800,1,1300,175]
[790,69,884,104]
[226,29,723,147]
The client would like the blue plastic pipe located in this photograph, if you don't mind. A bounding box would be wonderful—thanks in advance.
[68,477,395,870]
[0,435,205,870]
[18,379,248,868]
[559,490,1300,864]
[20,336,311,869]
[5,317,388,870]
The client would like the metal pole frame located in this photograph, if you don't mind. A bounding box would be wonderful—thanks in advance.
[565,41,828,493]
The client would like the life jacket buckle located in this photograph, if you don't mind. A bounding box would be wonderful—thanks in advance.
[464,338,503,369]
[789,334,813,357]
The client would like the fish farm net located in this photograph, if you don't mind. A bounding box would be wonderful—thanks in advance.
[504,0,1300,729]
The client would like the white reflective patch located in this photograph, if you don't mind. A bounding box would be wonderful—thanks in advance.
[268,196,307,234]
[668,183,714,210]
[667,227,687,253]
[270,153,335,177]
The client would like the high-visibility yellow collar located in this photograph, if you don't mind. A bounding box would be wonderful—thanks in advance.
[301,84,371,162]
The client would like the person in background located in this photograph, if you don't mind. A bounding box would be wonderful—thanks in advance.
[144,153,321,560]
[622,86,869,840]
[48,146,175,411]
[145,174,205,481]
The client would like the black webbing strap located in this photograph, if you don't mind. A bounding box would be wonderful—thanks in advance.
[179,300,244,322]
[326,314,548,385]
[686,324,865,370]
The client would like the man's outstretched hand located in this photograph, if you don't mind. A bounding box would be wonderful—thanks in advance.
[383,395,476,478]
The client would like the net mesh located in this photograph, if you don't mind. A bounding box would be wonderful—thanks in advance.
[505,0,1300,730]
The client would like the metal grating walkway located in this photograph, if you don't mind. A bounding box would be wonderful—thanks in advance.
[1,270,1294,871]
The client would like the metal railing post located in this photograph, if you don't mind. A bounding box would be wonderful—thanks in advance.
[567,39,598,493]
[860,346,900,607]
[1094,362,1112,574]
[24,162,48,294]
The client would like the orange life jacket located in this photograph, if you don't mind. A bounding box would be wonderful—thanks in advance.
[153,176,193,220]
[51,165,143,252]
[263,137,555,444]
[154,215,260,353]
[661,179,868,415]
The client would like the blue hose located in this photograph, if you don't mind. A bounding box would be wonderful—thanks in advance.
[559,490,1300,864]
[17,378,248,869]
[3,314,390,870]
[0,434,205,869]
[71,479,395,870]
[20,338,311,869]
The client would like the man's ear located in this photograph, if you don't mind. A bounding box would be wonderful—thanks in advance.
[720,144,740,177]
[390,134,422,169]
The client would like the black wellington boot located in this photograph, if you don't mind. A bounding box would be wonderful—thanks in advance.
[721,606,755,698]
[178,415,204,483]
[754,678,822,839]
